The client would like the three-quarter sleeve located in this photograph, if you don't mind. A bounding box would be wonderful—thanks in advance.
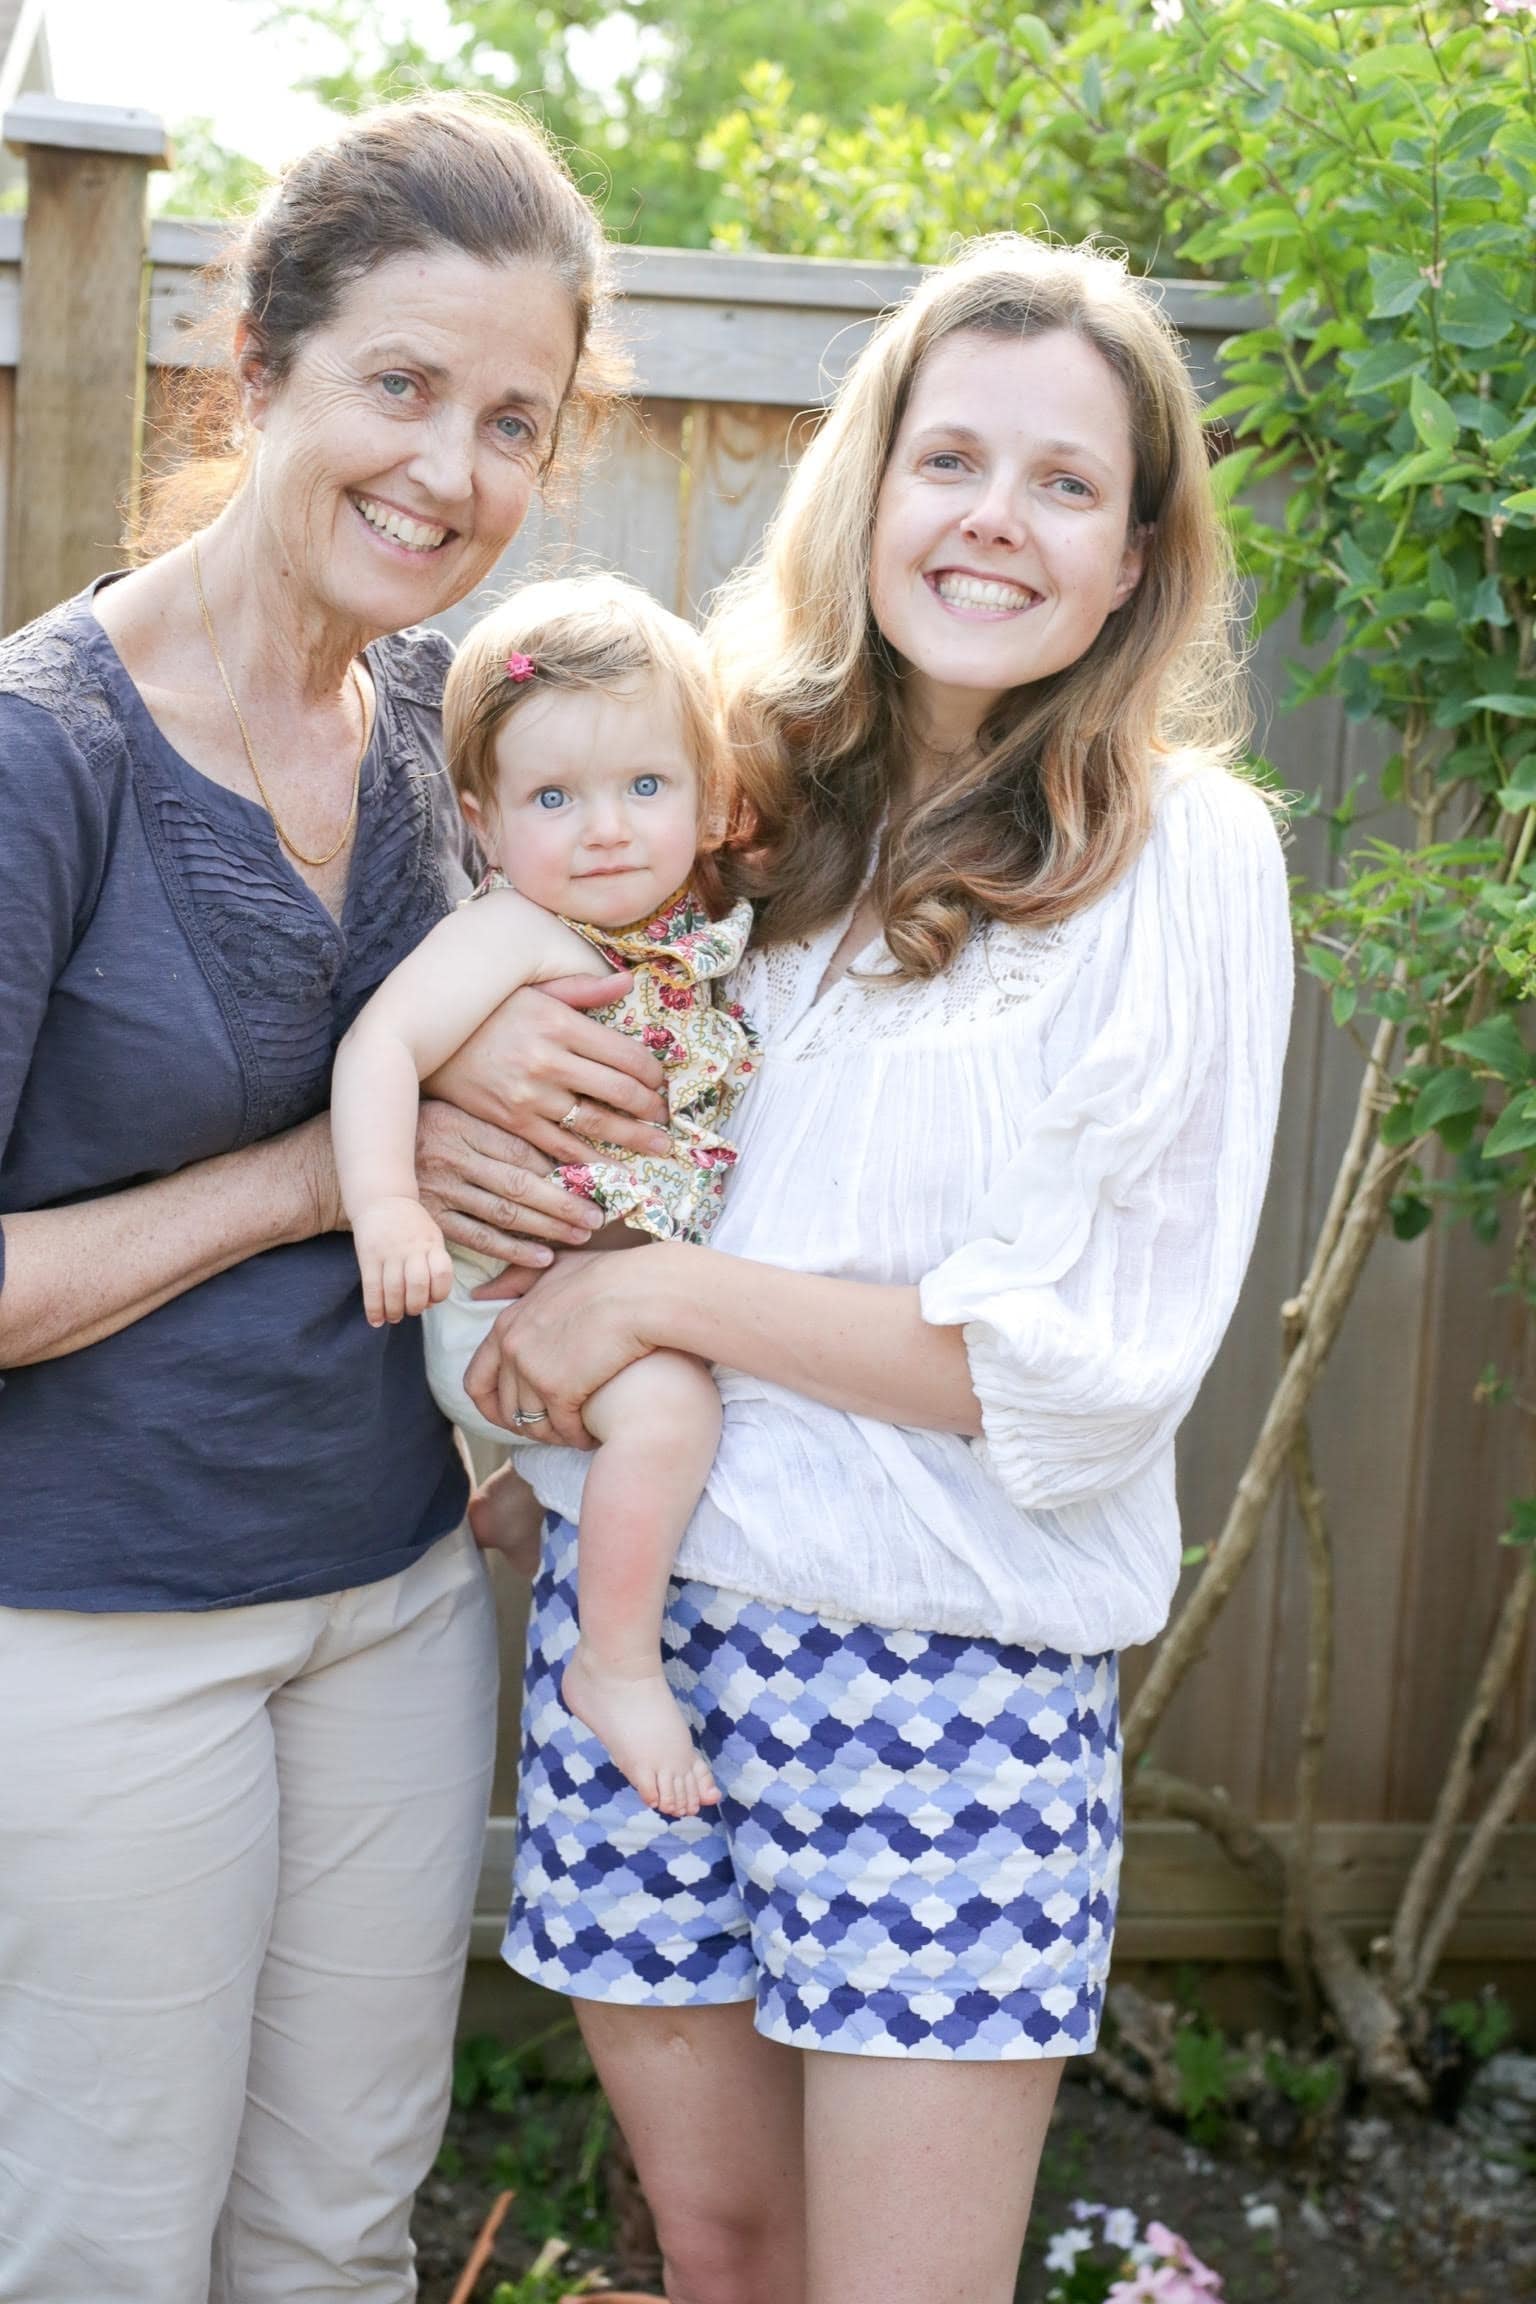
[918,768,1293,1513]
[0,700,106,1291]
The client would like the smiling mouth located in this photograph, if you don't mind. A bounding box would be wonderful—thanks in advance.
[351,493,453,554]
[929,571,1041,612]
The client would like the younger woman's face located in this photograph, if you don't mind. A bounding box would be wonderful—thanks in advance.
[868,326,1146,751]
[462,672,703,928]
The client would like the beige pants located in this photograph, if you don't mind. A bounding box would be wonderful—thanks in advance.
[0,1524,498,2304]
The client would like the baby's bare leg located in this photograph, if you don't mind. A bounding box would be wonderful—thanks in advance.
[562,1351,722,1819]
[467,1457,544,1575]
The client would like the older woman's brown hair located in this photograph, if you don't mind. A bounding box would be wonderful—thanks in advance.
[135,93,620,560]
[710,235,1250,980]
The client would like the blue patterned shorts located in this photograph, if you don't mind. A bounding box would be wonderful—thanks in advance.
[503,1517,1122,2059]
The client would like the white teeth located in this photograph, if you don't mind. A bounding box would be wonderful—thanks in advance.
[933,572,1037,610]
[354,496,449,552]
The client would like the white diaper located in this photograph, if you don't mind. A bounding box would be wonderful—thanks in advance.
[421,1247,529,1450]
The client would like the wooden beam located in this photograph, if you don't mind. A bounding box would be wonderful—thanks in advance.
[3,97,169,632]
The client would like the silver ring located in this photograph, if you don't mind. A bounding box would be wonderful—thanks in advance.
[558,1102,583,1133]
[512,1409,549,1428]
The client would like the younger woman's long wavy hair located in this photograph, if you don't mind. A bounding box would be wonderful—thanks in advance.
[710,236,1248,979]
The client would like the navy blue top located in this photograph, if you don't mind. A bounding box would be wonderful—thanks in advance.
[0,586,471,1610]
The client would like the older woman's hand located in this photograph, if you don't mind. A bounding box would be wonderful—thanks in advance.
[416,1101,604,1264]
[464,1247,672,1447]
[427,972,673,1166]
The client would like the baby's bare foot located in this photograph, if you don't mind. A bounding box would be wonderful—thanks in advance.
[562,1643,720,1817]
[468,1473,542,1575]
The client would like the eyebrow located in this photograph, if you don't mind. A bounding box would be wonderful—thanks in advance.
[907,421,1115,474]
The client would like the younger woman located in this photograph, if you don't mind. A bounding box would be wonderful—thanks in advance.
[465,236,1294,2304]
[332,575,755,1819]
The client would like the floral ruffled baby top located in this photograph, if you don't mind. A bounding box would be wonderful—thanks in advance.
[478,875,758,1245]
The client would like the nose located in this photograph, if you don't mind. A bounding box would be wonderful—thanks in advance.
[405,406,476,508]
[960,467,1028,551]
[583,792,633,848]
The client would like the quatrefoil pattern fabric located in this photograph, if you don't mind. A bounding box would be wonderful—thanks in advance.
[503,1518,1121,2059]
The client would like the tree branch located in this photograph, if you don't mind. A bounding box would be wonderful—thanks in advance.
[1412,1719,1536,2004]
[1388,1563,1534,1998]
[1125,1128,1408,1770]
[1280,1417,1333,2028]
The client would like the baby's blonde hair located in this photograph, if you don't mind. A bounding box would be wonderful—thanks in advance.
[446,572,729,914]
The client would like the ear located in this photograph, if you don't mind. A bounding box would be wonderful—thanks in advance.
[458,789,488,844]
[233,319,275,432]
[1112,522,1149,610]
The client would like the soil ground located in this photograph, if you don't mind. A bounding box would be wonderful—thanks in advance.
[412,2048,1536,2304]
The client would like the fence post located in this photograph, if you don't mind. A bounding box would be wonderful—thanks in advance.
[2,95,170,634]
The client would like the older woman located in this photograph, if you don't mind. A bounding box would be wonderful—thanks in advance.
[0,96,667,2304]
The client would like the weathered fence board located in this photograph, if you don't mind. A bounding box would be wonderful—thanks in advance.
[0,174,1528,1960]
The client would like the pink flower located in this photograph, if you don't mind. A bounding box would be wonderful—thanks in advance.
[659,982,696,1012]
[504,651,536,682]
[642,1025,681,1057]
[1486,0,1536,14]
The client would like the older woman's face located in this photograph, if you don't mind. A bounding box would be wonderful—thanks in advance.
[241,247,579,634]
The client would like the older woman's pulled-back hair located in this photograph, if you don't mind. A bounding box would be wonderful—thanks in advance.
[136,94,618,559]
[710,234,1249,979]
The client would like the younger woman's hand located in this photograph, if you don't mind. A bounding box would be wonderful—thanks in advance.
[464,1246,681,1448]
[426,974,673,1166]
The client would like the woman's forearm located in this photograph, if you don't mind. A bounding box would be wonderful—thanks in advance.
[0,1116,336,1367]
[648,1248,982,1435]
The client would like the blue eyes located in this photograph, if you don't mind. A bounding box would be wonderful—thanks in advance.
[530,776,666,811]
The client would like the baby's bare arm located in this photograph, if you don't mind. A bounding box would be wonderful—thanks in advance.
[333,895,602,1231]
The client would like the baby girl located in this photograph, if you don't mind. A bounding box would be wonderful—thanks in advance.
[332,574,756,1817]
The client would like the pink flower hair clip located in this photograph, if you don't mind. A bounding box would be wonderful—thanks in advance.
[504,652,536,683]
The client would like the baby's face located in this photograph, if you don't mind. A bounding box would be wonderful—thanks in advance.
[470,671,702,927]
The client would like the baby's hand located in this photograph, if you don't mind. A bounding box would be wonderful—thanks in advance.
[353,1197,454,1327]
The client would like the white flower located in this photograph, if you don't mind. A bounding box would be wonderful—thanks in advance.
[1152,0,1185,26]
[1104,2207,1140,2250]
[1044,2226,1094,2273]
[1243,2199,1281,2234]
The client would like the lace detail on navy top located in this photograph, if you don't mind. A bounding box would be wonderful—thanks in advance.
[0,602,464,1146]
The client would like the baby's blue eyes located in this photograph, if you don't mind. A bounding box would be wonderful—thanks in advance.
[535,788,567,810]
[631,774,661,797]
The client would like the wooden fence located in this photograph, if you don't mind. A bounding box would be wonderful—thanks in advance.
[3,104,1531,1971]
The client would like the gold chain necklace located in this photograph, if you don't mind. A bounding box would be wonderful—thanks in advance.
[191,538,369,870]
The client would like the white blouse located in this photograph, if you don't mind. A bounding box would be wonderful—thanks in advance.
[521,763,1294,1654]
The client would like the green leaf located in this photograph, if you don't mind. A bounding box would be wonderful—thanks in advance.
[1446,1014,1532,1084]
[1345,341,1427,397]
[1009,12,1055,65]
[1352,41,1441,83]
[1469,693,1536,718]
[1442,103,1507,163]
[1484,1096,1536,1158]
[1368,252,1426,319]
[1409,376,1460,455]
[1390,1193,1434,1242]
[1439,262,1520,352]
[1210,445,1262,503]
[1411,1068,1486,1139]
[1502,488,1536,517]
[1331,982,1358,1026]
